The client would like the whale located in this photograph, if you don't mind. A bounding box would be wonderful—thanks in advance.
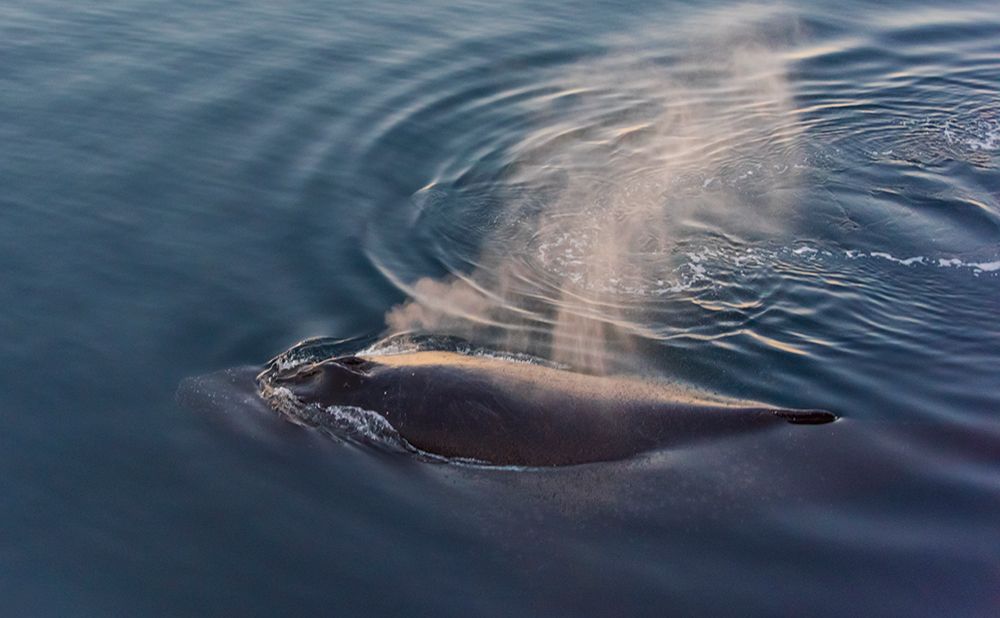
[262,350,835,466]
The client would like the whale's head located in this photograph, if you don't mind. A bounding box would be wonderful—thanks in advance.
[271,355,380,407]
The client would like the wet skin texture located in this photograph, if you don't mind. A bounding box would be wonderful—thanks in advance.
[268,351,835,466]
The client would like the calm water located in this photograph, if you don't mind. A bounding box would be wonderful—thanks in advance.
[3,0,999,615]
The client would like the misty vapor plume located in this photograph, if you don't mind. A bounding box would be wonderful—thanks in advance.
[385,7,806,374]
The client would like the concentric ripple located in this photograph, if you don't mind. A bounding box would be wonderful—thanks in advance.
[194,1,1000,408]
[316,5,1000,379]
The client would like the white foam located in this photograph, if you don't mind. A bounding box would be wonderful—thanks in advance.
[972,260,1000,272]
[272,357,308,372]
[935,256,1000,274]
[891,113,1000,165]
[536,236,998,300]
[318,404,411,447]
[943,116,1000,152]
[869,252,925,266]
[791,246,998,274]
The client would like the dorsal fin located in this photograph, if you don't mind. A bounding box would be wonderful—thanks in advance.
[771,408,837,425]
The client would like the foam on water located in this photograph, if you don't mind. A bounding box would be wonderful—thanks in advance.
[258,378,417,455]
[311,404,415,453]
[844,248,1000,274]
[874,112,1000,165]
[942,113,1000,152]
[532,237,999,299]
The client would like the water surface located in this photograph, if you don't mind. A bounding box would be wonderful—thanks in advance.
[2,0,999,615]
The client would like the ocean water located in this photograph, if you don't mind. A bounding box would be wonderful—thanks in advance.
[2,0,999,615]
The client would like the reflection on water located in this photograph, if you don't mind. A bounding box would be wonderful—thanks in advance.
[1,0,999,614]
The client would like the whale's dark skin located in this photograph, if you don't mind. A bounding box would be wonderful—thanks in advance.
[268,351,835,466]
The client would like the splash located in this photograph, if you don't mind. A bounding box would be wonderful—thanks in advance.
[384,8,808,373]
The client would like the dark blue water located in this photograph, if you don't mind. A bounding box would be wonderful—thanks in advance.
[3,0,999,615]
